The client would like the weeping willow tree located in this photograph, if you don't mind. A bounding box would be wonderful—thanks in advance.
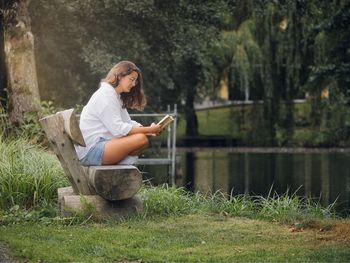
[205,0,349,146]
[204,0,350,146]
[250,0,322,145]
[206,0,262,102]
[307,0,350,145]
[209,1,308,145]
[221,19,262,102]
[208,0,310,145]
[271,1,310,145]
[207,17,264,145]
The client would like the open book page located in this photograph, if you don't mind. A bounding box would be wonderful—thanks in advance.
[157,114,174,129]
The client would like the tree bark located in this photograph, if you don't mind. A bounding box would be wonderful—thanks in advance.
[2,0,40,124]
[0,1,7,108]
[183,59,199,136]
[87,165,142,201]
[185,86,198,136]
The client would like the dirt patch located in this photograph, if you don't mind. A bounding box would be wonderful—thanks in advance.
[323,223,350,241]
[316,222,350,243]
[288,220,350,243]
[0,243,18,263]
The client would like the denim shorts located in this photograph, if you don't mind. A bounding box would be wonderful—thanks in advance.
[80,138,108,166]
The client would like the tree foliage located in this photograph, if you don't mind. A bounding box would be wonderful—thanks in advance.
[29,0,230,135]
[19,0,350,144]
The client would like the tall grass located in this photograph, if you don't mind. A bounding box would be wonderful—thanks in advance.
[140,184,336,223]
[0,125,336,224]
[256,187,335,223]
[0,136,68,210]
[0,133,335,224]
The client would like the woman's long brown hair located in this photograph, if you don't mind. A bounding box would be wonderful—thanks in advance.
[103,61,146,110]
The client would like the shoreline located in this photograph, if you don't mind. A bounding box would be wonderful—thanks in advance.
[172,147,350,153]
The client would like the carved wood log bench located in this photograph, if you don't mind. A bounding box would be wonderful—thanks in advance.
[40,109,143,219]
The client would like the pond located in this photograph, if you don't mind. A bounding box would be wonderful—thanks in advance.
[143,148,350,216]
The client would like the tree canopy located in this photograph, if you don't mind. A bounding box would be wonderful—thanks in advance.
[1,0,349,144]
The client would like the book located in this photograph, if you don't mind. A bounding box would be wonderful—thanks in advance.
[157,114,174,129]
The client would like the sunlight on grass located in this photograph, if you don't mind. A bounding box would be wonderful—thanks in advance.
[0,136,68,210]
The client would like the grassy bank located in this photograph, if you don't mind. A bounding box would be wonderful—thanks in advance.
[0,214,349,262]
[0,134,349,262]
[139,185,335,224]
[0,135,342,225]
[168,102,350,147]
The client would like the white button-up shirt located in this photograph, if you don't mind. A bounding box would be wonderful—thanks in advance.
[75,82,141,160]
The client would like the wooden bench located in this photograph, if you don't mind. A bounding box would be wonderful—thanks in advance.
[40,109,143,219]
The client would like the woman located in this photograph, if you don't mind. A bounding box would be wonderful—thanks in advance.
[75,61,162,166]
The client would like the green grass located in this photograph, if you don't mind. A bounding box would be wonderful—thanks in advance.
[0,133,336,225]
[0,117,347,262]
[173,105,246,138]
[141,101,349,147]
[0,136,68,210]
[0,129,349,262]
[193,102,312,138]
[171,102,350,147]
[197,107,238,136]
[0,184,337,227]
[0,215,349,262]
[139,185,335,224]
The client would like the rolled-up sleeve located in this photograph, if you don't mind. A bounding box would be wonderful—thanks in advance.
[130,120,142,127]
[98,97,133,138]
[124,108,142,127]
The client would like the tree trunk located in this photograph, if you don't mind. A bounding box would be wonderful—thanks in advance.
[3,0,40,124]
[185,86,198,136]
[183,59,199,136]
[0,1,7,108]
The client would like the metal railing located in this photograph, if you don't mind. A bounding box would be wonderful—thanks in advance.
[0,105,178,185]
[131,104,178,185]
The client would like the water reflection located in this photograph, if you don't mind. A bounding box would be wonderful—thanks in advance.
[175,150,350,215]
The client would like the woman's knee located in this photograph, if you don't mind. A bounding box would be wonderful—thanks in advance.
[133,133,149,147]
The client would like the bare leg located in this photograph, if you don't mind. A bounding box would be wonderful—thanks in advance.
[129,142,149,156]
[102,133,149,165]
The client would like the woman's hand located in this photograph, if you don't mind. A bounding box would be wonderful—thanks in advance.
[147,123,162,136]
[128,123,163,136]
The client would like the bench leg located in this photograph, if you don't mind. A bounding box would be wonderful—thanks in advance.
[57,187,143,220]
